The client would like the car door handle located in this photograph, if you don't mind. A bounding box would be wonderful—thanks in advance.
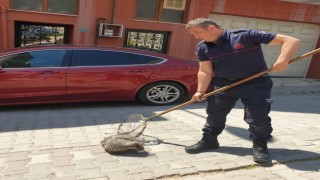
[128,69,146,73]
[39,71,59,75]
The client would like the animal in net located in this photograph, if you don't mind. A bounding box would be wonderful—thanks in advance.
[101,134,144,154]
[101,114,148,154]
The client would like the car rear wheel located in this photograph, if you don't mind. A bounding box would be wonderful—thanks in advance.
[138,82,186,105]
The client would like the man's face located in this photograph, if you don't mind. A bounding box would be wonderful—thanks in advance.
[188,25,218,42]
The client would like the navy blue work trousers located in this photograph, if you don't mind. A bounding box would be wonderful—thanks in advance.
[203,76,273,142]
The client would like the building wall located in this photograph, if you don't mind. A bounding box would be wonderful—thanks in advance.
[0,0,319,78]
[110,0,320,78]
[0,2,9,50]
[210,0,320,23]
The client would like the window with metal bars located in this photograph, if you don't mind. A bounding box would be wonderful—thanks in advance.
[124,30,169,54]
[15,22,67,47]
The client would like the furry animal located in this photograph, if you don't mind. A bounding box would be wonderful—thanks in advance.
[101,134,144,154]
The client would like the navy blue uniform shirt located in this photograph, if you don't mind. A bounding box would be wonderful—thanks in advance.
[195,29,276,79]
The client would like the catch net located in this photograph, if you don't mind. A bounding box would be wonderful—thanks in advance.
[101,134,145,154]
[117,114,148,137]
[101,114,149,154]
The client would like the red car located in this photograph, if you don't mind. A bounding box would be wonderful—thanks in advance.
[0,45,198,106]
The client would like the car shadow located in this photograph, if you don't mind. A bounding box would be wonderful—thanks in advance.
[0,95,319,133]
[0,101,143,112]
[0,101,162,132]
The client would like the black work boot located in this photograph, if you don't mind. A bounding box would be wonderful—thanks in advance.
[185,134,219,154]
[253,140,270,164]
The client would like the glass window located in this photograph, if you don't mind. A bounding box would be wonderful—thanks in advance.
[11,0,77,15]
[135,0,186,23]
[11,0,43,11]
[75,50,164,66]
[0,50,66,68]
[48,0,77,14]
[124,30,169,54]
[161,9,184,23]
[16,23,67,47]
[136,0,158,19]
[76,50,144,66]
[139,56,165,64]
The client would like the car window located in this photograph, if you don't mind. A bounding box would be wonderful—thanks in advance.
[139,55,165,64]
[0,50,67,68]
[76,50,164,66]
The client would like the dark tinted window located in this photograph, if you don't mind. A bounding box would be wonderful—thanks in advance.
[136,0,157,19]
[161,9,184,23]
[11,0,43,11]
[135,0,186,23]
[48,0,77,14]
[139,55,165,64]
[11,0,77,15]
[76,50,163,66]
[0,50,66,68]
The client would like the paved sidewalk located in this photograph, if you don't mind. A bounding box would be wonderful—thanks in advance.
[0,78,319,180]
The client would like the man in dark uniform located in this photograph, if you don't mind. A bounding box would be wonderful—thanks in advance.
[185,18,300,164]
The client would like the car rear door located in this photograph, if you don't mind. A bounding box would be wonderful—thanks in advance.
[0,49,71,105]
[66,49,154,100]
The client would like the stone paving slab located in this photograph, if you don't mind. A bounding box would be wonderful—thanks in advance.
[0,78,319,179]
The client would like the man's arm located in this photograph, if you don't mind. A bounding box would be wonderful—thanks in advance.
[268,34,300,72]
[193,60,214,102]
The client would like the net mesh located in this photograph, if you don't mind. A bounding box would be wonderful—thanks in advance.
[117,114,148,137]
[101,114,149,154]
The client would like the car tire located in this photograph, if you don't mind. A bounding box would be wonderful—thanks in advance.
[138,82,186,106]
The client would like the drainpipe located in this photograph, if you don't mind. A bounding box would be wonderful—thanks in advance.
[111,0,115,23]
[94,17,108,45]
[0,5,8,50]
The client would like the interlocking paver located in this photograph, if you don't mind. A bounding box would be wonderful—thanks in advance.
[0,78,319,179]
[53,156,74,167]
[6,160,29,172]
[28,154,51,164]
[52,166,76,177]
